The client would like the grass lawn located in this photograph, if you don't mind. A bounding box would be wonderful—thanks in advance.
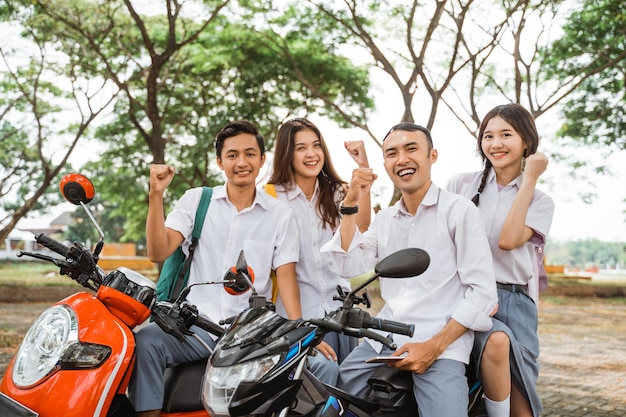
[0,261,75,286]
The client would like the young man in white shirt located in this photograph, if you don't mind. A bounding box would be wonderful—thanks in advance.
[321,122,497,417]
[131,120,302,417]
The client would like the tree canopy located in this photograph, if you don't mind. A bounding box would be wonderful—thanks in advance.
[1,0,625,243]
[1,0,374,241]
[541,0,626,153]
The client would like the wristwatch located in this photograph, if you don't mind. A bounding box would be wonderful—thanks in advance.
[340,204,359,215]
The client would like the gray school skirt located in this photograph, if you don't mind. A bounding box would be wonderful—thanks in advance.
[473,287,542,417]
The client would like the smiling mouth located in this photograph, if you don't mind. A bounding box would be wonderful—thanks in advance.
[304,161,318,167]
[397,168,416,177]
[490,152,507,158]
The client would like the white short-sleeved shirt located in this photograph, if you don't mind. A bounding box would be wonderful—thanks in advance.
[321,183,497,364]
[270,182,349,319]
[165,185,299,324]
[446,170,555,287]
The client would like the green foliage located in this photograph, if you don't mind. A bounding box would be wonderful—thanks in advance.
[541,0,626,152]
[1,0,375,242]
[0,49,69,215]
[81,7,373,239]
[547,239,626,268]
[63,196,128,244]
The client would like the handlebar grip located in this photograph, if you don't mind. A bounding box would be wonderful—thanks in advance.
[195,316,225,338]
[368,317,415,337]
[309,317,343,333]
[36,234,70,257]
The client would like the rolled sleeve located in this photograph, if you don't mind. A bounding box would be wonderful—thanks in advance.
[321,224,377,278]
[452,298,494,332]
[449,200,498,332]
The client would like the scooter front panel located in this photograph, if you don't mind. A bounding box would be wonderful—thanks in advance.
[0,293,136,417]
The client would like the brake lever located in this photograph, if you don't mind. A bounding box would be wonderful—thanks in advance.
[343,326,397,350]
[152,302,193,342]
[18,251,64,264]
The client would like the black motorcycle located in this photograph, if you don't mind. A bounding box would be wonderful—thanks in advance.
[190,248,485,417]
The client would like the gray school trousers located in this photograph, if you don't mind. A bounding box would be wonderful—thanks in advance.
[337,341,469,417]
[308,331,358,386]
[128,322,217,412]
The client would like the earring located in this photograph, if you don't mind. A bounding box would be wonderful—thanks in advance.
[521,149,528,172]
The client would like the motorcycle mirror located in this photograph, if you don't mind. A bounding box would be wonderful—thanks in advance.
[223,266,255,295]
[224,250,256,295]
[235,250,247,274]
[375,248,430,278]
[60,173,95,205]
[345,248,430,307]
[59,173,105,255]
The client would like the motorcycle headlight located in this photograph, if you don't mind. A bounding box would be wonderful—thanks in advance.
[201,354,280,417]
[12,305,78,387]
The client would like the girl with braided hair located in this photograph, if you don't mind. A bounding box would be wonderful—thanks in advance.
[446,103,554,417]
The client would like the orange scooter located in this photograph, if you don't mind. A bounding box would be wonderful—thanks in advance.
[0,174,222,417]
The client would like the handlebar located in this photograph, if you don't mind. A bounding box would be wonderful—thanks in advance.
[194,315,225,338]
[152,301,224,342]
[35,233,70,257]
[367,317,414,337]
[17,233,101,291]
[309,311,414,350]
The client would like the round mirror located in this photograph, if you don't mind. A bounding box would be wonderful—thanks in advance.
[60,173,95,205]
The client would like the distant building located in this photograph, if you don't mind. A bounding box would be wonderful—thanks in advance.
[1,210,76,259]
[16,210,75,236]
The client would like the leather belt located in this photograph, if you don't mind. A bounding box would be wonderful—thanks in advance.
[497,283,530,299]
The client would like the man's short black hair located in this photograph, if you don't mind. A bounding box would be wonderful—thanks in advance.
[383,122,434,149]
[215,120,265,158]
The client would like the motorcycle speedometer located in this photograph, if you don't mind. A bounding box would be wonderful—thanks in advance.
[12,305,78,388]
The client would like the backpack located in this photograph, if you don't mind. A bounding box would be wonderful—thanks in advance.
[156,187,213,302]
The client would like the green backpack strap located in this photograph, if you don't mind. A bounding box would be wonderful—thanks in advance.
[192,187,213,240]
[171,186,213,299]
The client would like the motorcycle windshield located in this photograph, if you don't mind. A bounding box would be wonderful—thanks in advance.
[220,308,288,348]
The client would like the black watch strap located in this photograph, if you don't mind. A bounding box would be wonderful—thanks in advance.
[340,204,359,215]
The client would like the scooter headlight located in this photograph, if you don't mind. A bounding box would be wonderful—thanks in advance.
[201,354,280,417]
[12,305,78,387]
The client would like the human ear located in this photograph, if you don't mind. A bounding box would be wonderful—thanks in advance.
[430,148,438,163]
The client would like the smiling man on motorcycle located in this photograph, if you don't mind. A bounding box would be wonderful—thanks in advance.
[321,123,498,417]
[134,120,302,417]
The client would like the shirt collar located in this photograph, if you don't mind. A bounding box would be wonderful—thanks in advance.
[214,185,271,211]
[486,167,523,189]
[393,182,440,216]
[284,180,319,201]
[253,187,274,211]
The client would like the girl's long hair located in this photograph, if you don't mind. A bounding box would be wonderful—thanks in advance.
[472,103,539,206]
[268,118,345,230]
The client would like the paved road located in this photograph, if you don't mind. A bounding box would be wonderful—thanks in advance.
[537,297,626,416]
[1,296,625,416]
